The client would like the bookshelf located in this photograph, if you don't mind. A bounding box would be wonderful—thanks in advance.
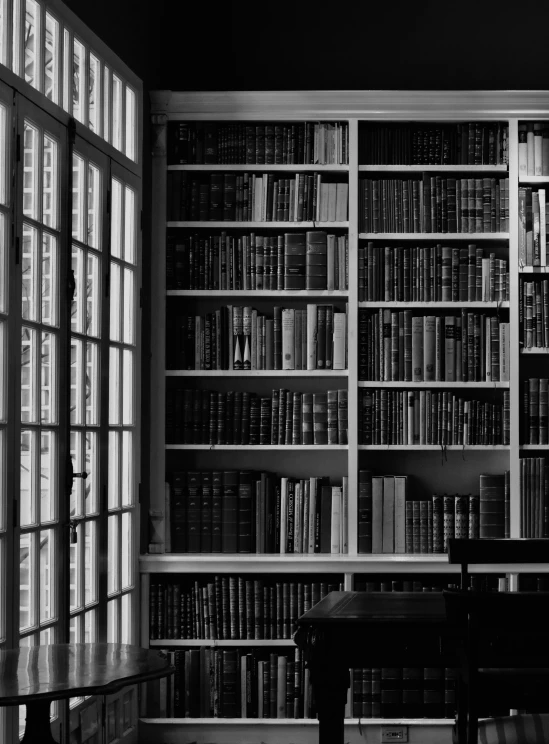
[142,92,549,744]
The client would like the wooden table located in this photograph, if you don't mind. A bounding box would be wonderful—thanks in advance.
[0,643,174,743]
[295,591,457,744]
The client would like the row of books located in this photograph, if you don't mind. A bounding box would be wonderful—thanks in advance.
[521,280,549,348]
[167,305,347,371]
[168,171,349,223]
[359,122,509,166]
[149,578,342,641]
[358,389,509,446]
[166,231,349,291]
[358,310,510,383]
[163,471,349,555]
[520,457,549,538]
[359,177,510,234]
[166,389,349,446]
[517,187,549,266]
[357,242,509,303]
[167,121,349,165]
[518,123,549,177]
[357,471,509,554]
[522,379,549,445]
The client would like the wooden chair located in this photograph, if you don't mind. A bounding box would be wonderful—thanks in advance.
[443,538,549,744]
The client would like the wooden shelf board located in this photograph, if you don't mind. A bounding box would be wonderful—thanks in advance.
[519,175,549,183]
[167,290,349,297]
[166,370,349,377]
[140,717,455,726]
[165,444,348,451]
[168,221,349,228]
[357,381,510,388]
[168,164,349,172]
[359,301,509,308]
[149,639,295,647]
[359,445,509,450]
[360,164,508,172]
[521,444,549,450]
[519,266,549,273]
[359,233,508,240]
[521,348,549,354]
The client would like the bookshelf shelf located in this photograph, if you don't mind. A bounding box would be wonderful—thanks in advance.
[149,638,297,647]
[167,290,349,298]
[168,164,350,172]
[165,370,349,377]
[358,445,510,451]
[520,445,549,450]
[359,164,508,173]
[518,175,549,184]
[359,233,509,240]
[359,301,510,309]
[520,348,549,354]
[165,444,349,451]
[519,266,549,273]
[357,381,510,388]
[140,717,455,725]
[168,221,350,229]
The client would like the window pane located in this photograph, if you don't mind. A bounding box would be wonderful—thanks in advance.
[40,430,55,522]
[19,531,36,630]
[89,53,100,135]
[69,527,82,611]
[43,134,58,229]
[69,613,81,643]
[21,326,38,423]
[121,592,131,643]
[0,430,4,530]
[23,121,39,221]
[85,431,98,515]
[39,528,55,622]
[44,12,59,103]
[0,103,7,205]
[0,0,8,67]
[84,520,97,605]
[125,86,136,161]
[121,512,132,589]
[122,268,134,344]
[109,261,121,342]
[107,597,118,642]
[0,540,4,639]
[22,224,39,321]
[88,163,101,250]
[39,626,55,644]
[111,178,122,258]
[122,349,133,425]
[72,38,85,124]
[112,74,122,152]
[70,337,84,425]
[109,346,120,425]
[62,27,70,113]
[107,515,119,595]
[41,332,57,425]
[72,153,85,241]
[124,185,136,264]
[70,431,83,518]
[12,0,22,76]
[41,233,57,327]
[20,429,36,526]
[0,215,5,315]
[108,430,119,509]
[0,322,5,421]
[24,0,40,89]
[86,341,99,425]
[103,66,111,144]
[121,430,132,507]
[71,245,84,334]
[84,608,97,642]
[86,252,100,336]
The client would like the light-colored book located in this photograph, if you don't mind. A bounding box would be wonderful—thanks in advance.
[382,476,395,554]
[280,477,288,554]
[333,312,346,370]
[330,486,342,554]
[306,304,318,370]
[394,475,407,554]
[281,308,295,370]
[499,322,510,382]
[423,315,436,381]
[372,476,384,554]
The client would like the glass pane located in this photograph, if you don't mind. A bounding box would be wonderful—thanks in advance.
[124,185,135,263]
[23,121,39,220]
[42,134,58,229]
[41,332,57,424]
[0,0,8,68]
[71,244,84,334]
[0,322,4,421]
[107,597,118,642]
[121,430,132,507]
[103,66,111,144]
[122,349,133,425]
[0,215,5,315]
[72,38,85,124]
[84,520,97,605]
[39,528,55,622]
[69,522,82,611]
[69,614,80,643]
[86,252,100,336]
[20,429,36,525]
[24,0,40,89]
[85,431,98,515]
[41,233,57,326]
[125,86,136,161]
[40,626,55,644]
[12,0,22,76]
[122,268,134,344]
[108,430,119,509]
[109,261,121,342]
[0,103,7,205]
[70,430,83,517]
[19,532,36,630]
[44,12,59,103]
[62,27,70,113]
[21,326,38,423]
[112,74,122,151]
[107,514,119,595]
[84,608,96,642]
[70,337,84,425]
[22,224,39,321]
[111,178,122,258]
[72,154,85,241]
[88,163,101,250]
[121,592,131,643]
[0,430,4,530]
[89,53,100,135]
[86,341,99,425]
[40,430,55,522]
[121,512,132,589]
[0,540,3,639]
[109,346,120,425]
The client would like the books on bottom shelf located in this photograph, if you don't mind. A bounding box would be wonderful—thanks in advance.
[357,470,510,554]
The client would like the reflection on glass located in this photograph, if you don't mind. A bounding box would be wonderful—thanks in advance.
[40,430,55,522]
[108,515,119,595]
[0,216,4,315]
[41,233,57,326]
[69,611,79,643]
[40,626,54,645]
[23,121,39,220]
[71,245,84,334]
[107,597,118,642]
[0,541,3,639]
[121,512,132,589]
[86,341,99,425]
[122,430,133,506]
[0,322,4,421]
[70,337,84,425]
[72,38,85,124]
[39,528,54,622]
[89,54,100,135]
[20,429,35,526]
[124,186,135,264]
[41,332,57,424]
[122,350,133,426]
[122,268,134,344]
[44,12,59,103]
[0,430,4,532]
[62,28,70,113]
[88,163,101,250]
[12,0,22,76]
[19,532,35,630]
[111,179,122,258]
[42,134,58,229]
[22,224,39,321]
[109,347,120,425]
[72,154,85,241]
[108,430,119,509]
[109,261,121,342]
[69,522,81,611]
[103,66,111,144]
[70,431,83,517]
[0,0,8,68]
[84,608,96,642]
[21,326,37,423]
[84,520,97,605]
[121,592,131,644]
[85,432,98,515]
[24,0,40,89]
[0,104,7,205]
[112,74,122,152]
[125,86,136,161]
[87,252,100,336]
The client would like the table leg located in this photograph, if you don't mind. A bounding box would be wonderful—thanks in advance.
[21,699,58,744]
[312,662,349,744]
